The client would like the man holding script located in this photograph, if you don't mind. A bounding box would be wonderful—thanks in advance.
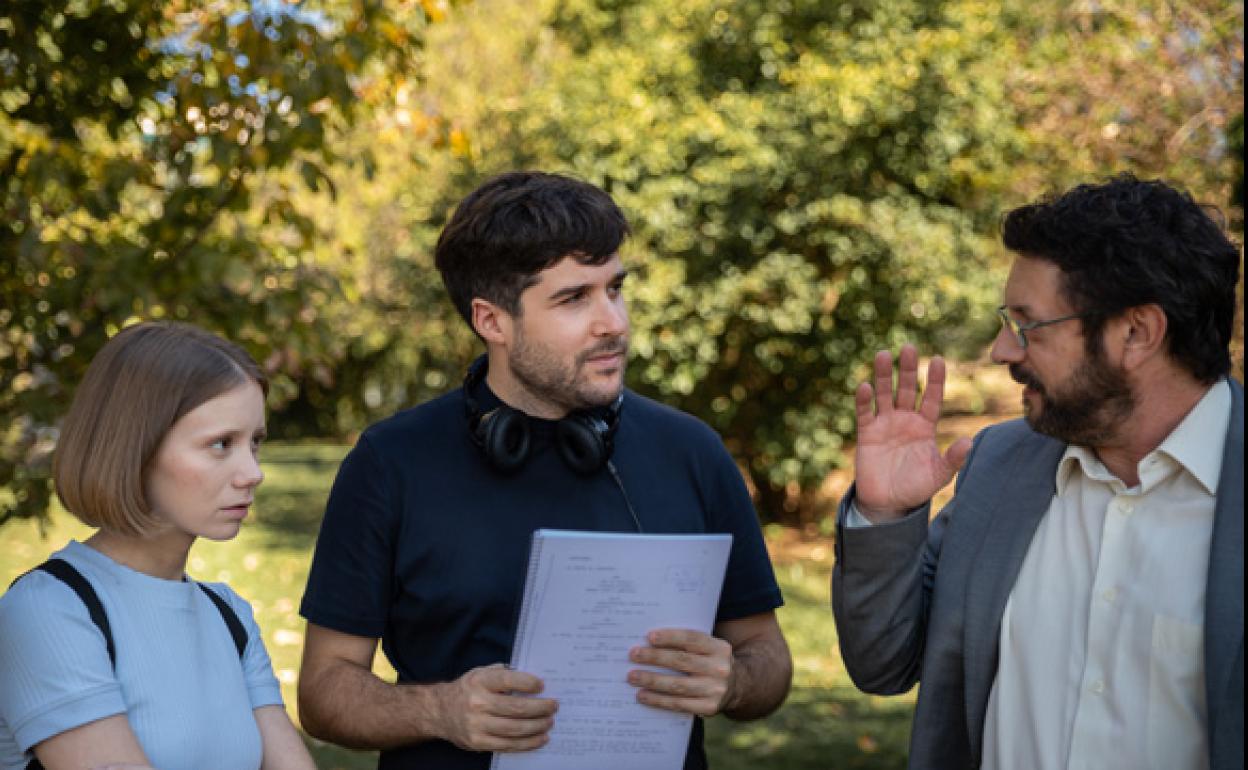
[297,171,792,768]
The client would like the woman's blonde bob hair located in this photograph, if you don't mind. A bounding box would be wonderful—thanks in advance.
[53,322,268,536]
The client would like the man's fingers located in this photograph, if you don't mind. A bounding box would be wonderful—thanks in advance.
[943,437,973,473]
[487,734,550,754]
[499,671,545,695]
[627,628,732,715]
[634,688,720,717]
[630,668,726,718]
[644,628,724,654]
[476,665,545,695]
[476,713,556,739]
[855,381,876,427]
[872,350,895,414]
[460,691,555,752]
[485,693,559,719]
[919,355,947,422]
[895,344,919,410]
[470,721,552,754]
[630,647,722,678]
[629,669,701,696]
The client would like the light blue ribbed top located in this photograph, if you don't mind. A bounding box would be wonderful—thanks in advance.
[0,540,283,769]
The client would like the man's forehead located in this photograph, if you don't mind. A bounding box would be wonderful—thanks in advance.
[1002,255,1068,313]
[527,253,624,285]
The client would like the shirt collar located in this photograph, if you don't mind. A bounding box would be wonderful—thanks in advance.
[1153,379,1231,495]
[1056,445,1111,493]
[1055,379,1231,495]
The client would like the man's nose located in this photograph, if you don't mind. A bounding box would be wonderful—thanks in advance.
[594,294,629,336]
[990,326,1024,365]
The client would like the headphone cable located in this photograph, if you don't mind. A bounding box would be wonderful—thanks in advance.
[606,460,645,534]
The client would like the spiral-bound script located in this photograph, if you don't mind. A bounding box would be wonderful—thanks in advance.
[493,529,733,770]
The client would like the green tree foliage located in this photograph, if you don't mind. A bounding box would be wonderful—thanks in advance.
[381,0,1240,522]
[1003,0,1245,377]
[1002,0,1243,204]
[5,0,1241,529]
[259,114,484,441]
[1231,110,1244,213]
[402,0,1023,519]
[0,1,427,526]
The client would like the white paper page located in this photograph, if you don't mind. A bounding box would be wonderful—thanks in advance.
[492,529,733,770]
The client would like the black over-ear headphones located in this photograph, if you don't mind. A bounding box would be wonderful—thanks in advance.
[462,358,622,475]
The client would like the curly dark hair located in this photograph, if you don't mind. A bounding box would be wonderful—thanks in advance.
[1002,173,1241,383]
[434,171,630,330]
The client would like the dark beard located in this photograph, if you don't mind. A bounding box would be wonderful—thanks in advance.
[509,336,627,413]
[1010,352,1135,446]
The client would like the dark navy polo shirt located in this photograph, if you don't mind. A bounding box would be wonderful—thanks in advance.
[300,382,783,769]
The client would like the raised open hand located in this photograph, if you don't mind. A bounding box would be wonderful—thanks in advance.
[853,345,972,521]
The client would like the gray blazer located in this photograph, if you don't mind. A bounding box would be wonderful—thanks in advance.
[832,378,1244,770]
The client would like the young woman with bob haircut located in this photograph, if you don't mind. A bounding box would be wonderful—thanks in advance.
[0,322,316,770]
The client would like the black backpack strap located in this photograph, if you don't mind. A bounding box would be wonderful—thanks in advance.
[196,582,248,659]
[10,559,118,668]
[12,560,116,770]
[10,565,247,770]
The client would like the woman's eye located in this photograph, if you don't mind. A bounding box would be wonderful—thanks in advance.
[211,438,231,451]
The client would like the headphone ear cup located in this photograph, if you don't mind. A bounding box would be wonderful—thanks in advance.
[480,407,531,474]
[556,415,608,475]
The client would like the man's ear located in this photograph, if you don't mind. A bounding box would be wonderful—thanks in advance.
[1119,303,1168,370]
[471,298,512,346]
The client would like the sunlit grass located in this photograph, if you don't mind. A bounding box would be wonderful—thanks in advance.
[1,442,913,769]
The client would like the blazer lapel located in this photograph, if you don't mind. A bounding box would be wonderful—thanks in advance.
[1204,378,1244,732]
[962,434,1067,761]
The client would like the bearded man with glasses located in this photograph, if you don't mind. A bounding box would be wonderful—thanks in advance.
[831,174,1243,770]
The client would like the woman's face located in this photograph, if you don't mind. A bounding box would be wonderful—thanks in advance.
[145,380,266,542]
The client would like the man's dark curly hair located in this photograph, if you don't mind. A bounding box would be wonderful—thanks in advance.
[1002,173,1241,384]
[434,171,630,331]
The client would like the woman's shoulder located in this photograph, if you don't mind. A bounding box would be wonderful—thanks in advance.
[0,548,119,693]
[189,579,264,654]
[193,579,257,621]
[1,564,75,622]
[1,543,93,618]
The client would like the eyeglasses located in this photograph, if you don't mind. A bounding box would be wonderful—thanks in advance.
[996,305,1085,349]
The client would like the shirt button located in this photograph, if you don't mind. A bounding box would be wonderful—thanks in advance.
[1102,588,1118,603]
[1090,680,1105,695]
[1118,501,1134,515]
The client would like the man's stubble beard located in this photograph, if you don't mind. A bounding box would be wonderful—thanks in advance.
[509,330,628,414]
[1011,347,1135,447]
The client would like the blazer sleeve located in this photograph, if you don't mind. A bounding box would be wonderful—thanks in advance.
[830,435,983,695]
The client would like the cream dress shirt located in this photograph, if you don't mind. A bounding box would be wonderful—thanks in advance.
[846,380,1231,769]
[981,380,1229,770]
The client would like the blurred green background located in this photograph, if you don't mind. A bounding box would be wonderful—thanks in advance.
[3,0,1242,527]
[2,0,1243,766]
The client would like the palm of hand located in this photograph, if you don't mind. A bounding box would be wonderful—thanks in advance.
[855,410,951,514]
[852,347,968,517]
